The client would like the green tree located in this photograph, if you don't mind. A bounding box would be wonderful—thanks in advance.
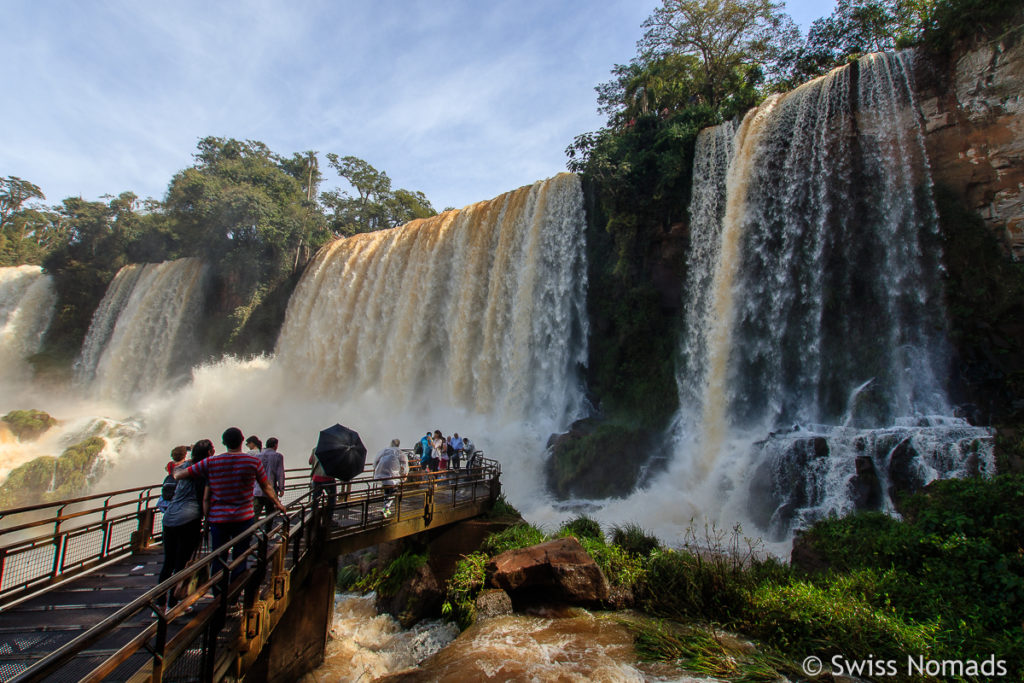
[0,176,64,265]
[780,0,921,84]
[638,0,800,108]
[165,137,328,275]
[322,154,435,236]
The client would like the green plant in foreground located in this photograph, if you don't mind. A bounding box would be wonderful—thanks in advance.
[746,576,939,665]
[624,617,807,683]
[480,523,546,556]
[377,550,428,597]
[579,536,645,589]
[484,492,521,520]
[442,551,489,630]
[558,515,603,542]
[611,522,659,557]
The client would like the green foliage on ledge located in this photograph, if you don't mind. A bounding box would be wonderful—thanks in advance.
[0,436,106,508]
[2,409,57,441]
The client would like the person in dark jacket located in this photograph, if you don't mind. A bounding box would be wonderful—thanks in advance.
[158,439,214,608]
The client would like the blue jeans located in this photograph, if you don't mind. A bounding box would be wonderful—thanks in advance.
[209,519,252,588]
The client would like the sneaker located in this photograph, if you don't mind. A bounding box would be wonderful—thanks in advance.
[382,506,393,518]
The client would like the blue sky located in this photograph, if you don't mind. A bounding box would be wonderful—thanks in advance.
[2,0,835,212]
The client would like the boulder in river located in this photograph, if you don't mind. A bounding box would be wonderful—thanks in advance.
[486,537,610,606]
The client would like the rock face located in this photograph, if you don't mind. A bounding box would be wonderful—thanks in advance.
[474,589,513,619]
[374,563,444,629]
[916,35,1024,258]
[486,538,610,605]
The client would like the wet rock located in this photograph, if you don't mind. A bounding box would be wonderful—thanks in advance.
[850,455,881,510]
[544,419,670,500]
[604,585,635,610]
[888,438,925,503]
[486,537,610,605]
[375,563,444,628]
[474,589,513,619]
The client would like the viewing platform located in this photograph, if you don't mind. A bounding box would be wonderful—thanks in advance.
[0,456,501,682]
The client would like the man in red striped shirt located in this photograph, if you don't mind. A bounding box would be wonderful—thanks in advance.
[175,427,286,584]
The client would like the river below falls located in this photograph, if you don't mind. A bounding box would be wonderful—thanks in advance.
[300,593,716,682]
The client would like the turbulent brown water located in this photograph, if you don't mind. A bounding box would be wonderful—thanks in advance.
[306,596,706,682]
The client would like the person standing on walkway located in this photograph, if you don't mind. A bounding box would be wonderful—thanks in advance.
[433,430,448,471]
[253,437,285,517]
[158,439,214,608]
[373,439,408,518]
[418,432,434,474]
[450,433,464,470]
[309,448,338,512]
[175,427,286,585]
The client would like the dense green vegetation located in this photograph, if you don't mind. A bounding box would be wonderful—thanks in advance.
[437,476,1024,679]
[0,436,106,508]
[2,143,435,367]
[2,409,57,441]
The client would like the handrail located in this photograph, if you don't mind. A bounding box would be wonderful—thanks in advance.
[3,456,499,683]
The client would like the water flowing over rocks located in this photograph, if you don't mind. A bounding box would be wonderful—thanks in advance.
[275,173,589,424]
[747,419,994,540]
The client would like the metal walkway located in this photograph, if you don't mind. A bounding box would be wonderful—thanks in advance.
[0,457,501,682]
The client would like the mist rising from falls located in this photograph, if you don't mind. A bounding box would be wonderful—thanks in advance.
[75,258,207,401]
[277,173,589,425]
[0,266,56,385]
[657,52,993,542]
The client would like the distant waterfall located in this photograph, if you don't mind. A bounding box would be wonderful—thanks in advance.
[0,266,56,383]
[277,173,589,424]
[76,258,207,400]
[674,53,992,537]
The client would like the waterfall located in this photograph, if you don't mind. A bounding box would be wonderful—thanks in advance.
[276,173,589,425]
[76,258,207,401]
[75,264,147,386]
[673,53,992,538]
[0,265,56,384]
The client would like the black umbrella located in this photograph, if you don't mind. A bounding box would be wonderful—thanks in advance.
[314,423,367,481]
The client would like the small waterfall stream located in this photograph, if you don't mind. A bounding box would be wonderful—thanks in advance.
[75,258,207,401]
[0,265,56,385]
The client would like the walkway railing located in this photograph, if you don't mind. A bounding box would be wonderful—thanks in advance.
[0,485,164,607]
[0,456,500,682]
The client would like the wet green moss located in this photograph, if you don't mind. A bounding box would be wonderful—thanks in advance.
[2,409,58,441]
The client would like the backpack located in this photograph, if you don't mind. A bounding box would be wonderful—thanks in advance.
[414,440,423,456]
[161,474,177,501]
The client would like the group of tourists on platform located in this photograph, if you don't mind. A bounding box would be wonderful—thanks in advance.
[154,428,286,612]
[154,426,482,606]
[414,430,477,472]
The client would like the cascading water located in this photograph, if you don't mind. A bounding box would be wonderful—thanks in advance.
[276,173,589,426]
[75,258,207,401]
[672,52,994,540]
[0,265,56,385]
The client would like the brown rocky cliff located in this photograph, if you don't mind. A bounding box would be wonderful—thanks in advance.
[916,33,1024,257]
